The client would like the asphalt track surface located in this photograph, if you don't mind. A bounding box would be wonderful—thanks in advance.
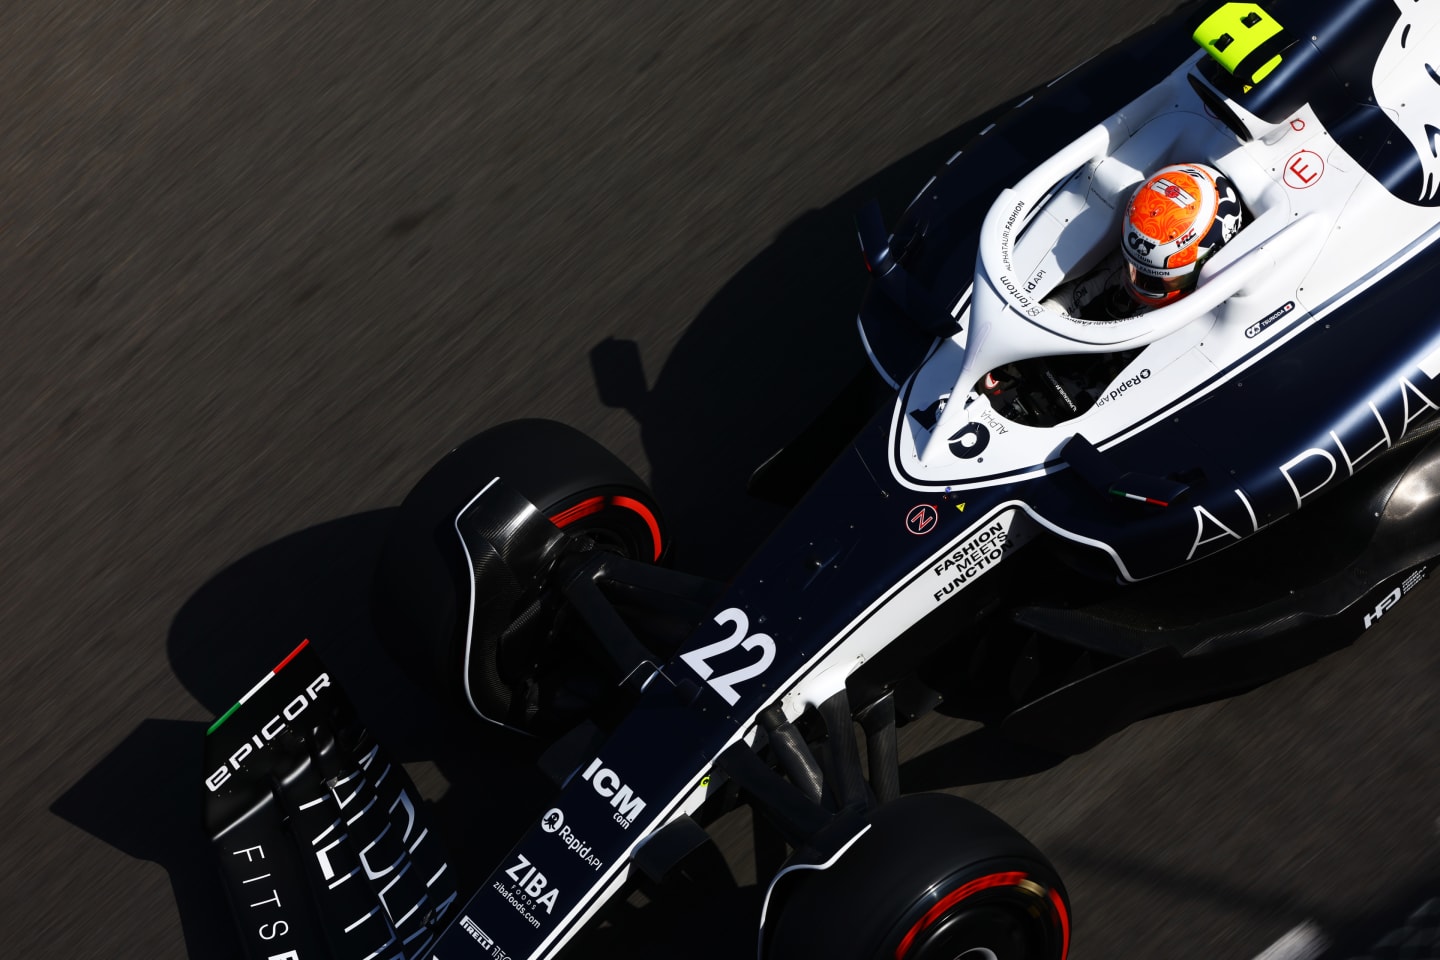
[6,0,1439,958]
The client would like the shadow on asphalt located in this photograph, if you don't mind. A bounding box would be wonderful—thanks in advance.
[588,97,1017,581]
[1315,874,1440,959]
[899,725,1068,790]
[1055,838,1440,960]
[52,718,239,960]
[54,92,1076,959]
[50,77,1440,955]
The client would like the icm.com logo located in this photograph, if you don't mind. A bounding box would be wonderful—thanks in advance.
[581,758,647,828]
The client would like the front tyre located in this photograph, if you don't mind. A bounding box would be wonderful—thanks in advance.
[373,420,666,733]
[765,794,1070,960]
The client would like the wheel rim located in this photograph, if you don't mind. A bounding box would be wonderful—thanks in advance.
[548,492,664,561]
[479,488,666,731]
[895,872,1069,960]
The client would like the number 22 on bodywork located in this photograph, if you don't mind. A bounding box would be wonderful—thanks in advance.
[679,607,776,705]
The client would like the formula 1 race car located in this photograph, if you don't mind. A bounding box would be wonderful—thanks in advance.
[202,1,1440,957]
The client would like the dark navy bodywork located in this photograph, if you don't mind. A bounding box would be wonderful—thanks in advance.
[207,2,1440,958]
[434,1,1440,955]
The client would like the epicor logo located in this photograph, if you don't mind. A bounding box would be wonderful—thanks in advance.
[205,673,331,792]
[581,758,647,827]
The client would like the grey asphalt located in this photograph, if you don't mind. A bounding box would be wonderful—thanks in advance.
[4,0,1437,957]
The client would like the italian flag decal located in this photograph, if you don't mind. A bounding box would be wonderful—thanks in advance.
[206,639,310,736]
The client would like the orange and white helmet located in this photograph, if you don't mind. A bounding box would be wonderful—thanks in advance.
[1121,163,1244,306]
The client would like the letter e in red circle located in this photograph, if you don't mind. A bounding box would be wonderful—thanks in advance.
[1284,150,1324,189]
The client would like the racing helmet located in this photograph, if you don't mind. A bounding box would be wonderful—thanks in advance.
[1121,163,1244,306]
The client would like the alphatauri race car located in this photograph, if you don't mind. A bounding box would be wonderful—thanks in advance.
[202,1,1440,957]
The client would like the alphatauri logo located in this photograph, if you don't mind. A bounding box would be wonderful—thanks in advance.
[580,758,647,828]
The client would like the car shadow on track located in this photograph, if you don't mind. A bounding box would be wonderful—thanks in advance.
[588,99,1020,581]
[58,92,1064,959]
[152,509,761,958]
[1313,875,1440,959]
[52,718,239,960]
[1053,838,1440,960]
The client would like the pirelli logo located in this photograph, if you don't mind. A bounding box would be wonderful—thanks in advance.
[461,915,494,949]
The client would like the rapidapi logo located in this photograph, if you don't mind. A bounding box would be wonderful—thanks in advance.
[581,758,647,828]
[539,808,603,871]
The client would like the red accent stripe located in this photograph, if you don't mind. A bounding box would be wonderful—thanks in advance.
[895,871,1029,959]
[611,495,663,561]
[273,638,310,674]
[549,495,663,562]
[549,496,606,528]
[1049,887,1071,960]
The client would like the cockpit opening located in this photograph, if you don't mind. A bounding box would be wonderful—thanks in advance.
[979,348,1143,428]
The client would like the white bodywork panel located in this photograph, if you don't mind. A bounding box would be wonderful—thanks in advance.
[888,52,1440,492]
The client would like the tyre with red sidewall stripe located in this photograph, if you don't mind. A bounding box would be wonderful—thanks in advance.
[764,794,1069,960]
[373,419,666,734]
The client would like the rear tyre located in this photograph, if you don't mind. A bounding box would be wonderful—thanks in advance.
[373,420,666,733]
[765,794,1070,960]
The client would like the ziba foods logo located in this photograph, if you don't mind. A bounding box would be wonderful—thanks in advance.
[495,854,560,919]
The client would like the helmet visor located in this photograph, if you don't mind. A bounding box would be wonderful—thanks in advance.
[1126,264,1197,301]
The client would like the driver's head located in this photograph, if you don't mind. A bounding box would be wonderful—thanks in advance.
[1121,163,1244,306]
